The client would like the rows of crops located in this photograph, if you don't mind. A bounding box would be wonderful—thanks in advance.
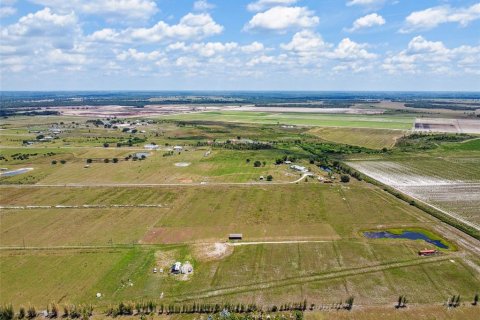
[347,160,480,228]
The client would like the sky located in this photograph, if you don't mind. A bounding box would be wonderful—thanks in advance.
[0,0,479,91]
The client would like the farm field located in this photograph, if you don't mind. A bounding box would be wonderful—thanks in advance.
[1,113,480,318]
[307,127,406,149]
[0,147,309,184]
[347,158,480,228]
[165,111,415,130]
[0,182,427,246]
[1,241,478,308]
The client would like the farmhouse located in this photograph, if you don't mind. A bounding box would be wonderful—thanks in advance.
[290,164,308,173]
[144,144,159,150]
[229,233,243,240]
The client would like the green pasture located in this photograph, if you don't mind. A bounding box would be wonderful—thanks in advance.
[164,111,415,130]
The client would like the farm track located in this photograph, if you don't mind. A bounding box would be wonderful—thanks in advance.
[171,254,457,302]
[0,174,309,188]
[0,204,169,210]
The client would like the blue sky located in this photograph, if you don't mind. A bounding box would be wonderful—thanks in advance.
[1,0,479,91]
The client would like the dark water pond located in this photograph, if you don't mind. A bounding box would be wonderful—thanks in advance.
[0,168,33,177]
[363,230,448,249]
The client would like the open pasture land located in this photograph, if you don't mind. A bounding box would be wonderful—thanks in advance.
[347,158,480,228]
[414,118,480,134]
[0,147,308,184]
[0,182,429,246]
[307,127,406,149]
[1,240,478,308]
[165,111,415,130]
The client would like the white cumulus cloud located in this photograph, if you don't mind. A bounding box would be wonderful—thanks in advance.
[401,3,480,32]
[347,13,385,32]
[29,0,158,20]
[88,13,223,43]
[245,6,319,32]
[247,0,298,12]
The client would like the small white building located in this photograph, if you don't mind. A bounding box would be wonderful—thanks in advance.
[171,262,182,273]
[290,165,308,173]
[144,144,159,150]
[173,146,183,151]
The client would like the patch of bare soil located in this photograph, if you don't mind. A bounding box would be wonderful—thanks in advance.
[192,242,233,261]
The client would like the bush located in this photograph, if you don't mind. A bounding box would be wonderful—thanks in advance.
[51,160,57,165]
[104,158,110,163]
[19,307,26,319]
[103,143,109,148]
[0,304,14,320]
[266,175,273,181]
[340,175,350,183]
[113,158,119,163]
[60,160,66,164]
[253,160,262,167]
[86,159,92,164]
[27,306,36,319]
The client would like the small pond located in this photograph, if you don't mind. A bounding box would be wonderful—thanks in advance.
[0,168,34,177]
[363,230,449,249]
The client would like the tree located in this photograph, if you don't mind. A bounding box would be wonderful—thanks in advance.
[340,175,350,183]
[60,160,66,164]
[51,160,57,165]
[113,158,119,163]
[86,159,93,164]
[474,293,479,306]
[246,158,250,163]
[275,159,283,165]
[104,158,110,163]
[262,161,266,167]
[36,134,44,140]
[266,175,273,181]
[103,143,109,148]
[253,160,262,167]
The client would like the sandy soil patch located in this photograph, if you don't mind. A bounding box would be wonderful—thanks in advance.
[192,242,233,261]
[178,178,193,183]
[175,162,191,167]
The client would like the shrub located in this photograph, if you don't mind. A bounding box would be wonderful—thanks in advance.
[103,143,109,148]
[104,158,110,163]
[266,175,273,181]
[27,306,36,319]
[113,158,119,163]
[340,175,350,183]
[51,160,57,165]
[86,159,92,164]
[60,160,66,164]
[0,304,14,320]
[19,307,26,319]
[253,160,262,167]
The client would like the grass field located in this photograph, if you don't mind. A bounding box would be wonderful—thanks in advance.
[307,127,407,149]
[165,111,415,130]
[1,114,480,317]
